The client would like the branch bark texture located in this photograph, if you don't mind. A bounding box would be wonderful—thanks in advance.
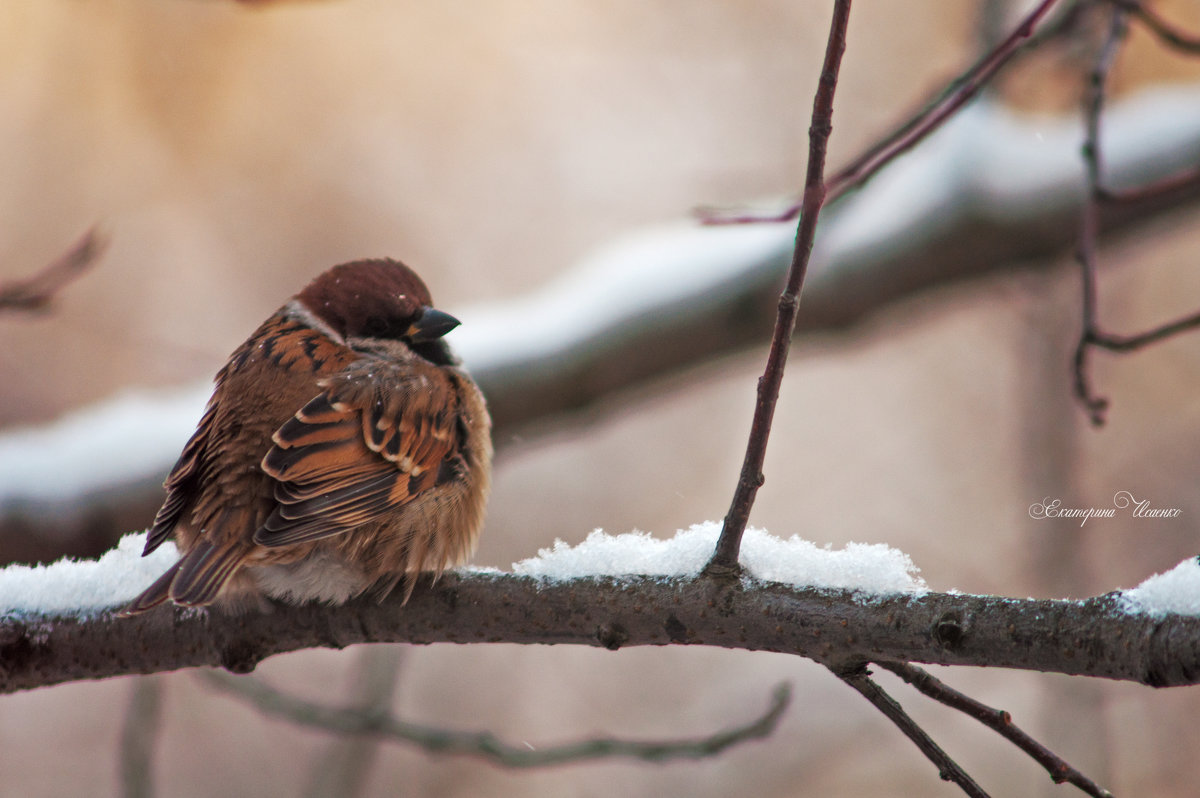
[3,573,1197,694]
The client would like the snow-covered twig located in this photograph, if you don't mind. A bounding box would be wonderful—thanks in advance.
[3,551,1200,693]
[7,525,1195,797]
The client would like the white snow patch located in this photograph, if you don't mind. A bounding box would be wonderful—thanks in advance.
[447,220,790,372]
[0,524,925,616]
[0,386,208,511]
[512,522,927,595]
[0,532,176,616]
[1119,557,1200,617]
[461,565,506,576]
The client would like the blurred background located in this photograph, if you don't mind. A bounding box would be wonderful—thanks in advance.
[3,0,1200,795]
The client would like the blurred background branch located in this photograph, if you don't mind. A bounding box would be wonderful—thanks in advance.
[200,669,791,768]
[5,82,1200,566]
[0,227,104,313]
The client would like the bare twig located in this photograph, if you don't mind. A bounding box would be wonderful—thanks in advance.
[1073,5,1200,423]
[200,669,790,767]
[1096,3,1200,205]
[834,665,989,798]
[1097,164,1200,205]
[0,227,105,312]
[698,0,1065,225]
[1089,311,1200,351]
[705,0,852,574]
[1075,0,1200,422]
[1073,7,1129,425]
[826,0,1060,204]
[120,677,164,798]
[1116,0,1200,53]
[877,662,1114,798]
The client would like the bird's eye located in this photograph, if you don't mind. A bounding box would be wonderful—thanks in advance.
[363,317,391,338]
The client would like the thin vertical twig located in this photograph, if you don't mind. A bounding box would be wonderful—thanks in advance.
[1073,6,1130,425]
[1072,3,1200,423]
[705,0,853,574]
[120,677,165,798]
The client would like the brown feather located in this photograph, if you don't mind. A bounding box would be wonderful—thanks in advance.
[123,259,491,615]
[170,540,250,606]
[256,355,458,549]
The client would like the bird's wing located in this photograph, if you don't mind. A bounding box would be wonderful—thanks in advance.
[255,358,459,547]
[141,399,220,555]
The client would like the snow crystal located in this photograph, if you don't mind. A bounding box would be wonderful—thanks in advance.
[0,532,176,616]
[1119,557,1200,617]
[512,522,927,595]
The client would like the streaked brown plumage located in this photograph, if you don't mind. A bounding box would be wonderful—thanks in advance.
[122,259,491,614]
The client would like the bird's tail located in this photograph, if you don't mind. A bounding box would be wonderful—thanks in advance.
[119,540,247,616]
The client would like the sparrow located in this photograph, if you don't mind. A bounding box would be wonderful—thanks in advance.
[122,258,491,614]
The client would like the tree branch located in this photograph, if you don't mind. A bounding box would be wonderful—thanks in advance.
[0,227,105,313]
[119,676,163,798]
[1117,0,1200,54]
[460,88,1200,443]
[1073,5,1130,426]
[824,0,1060,205]
[708,0,850,573]
[698,0,1064,224]
[1097,164,1200,206]
[199,668,791,767]
[1072,5,1200,425]
[834,665,989,797]
[877,662,1113,798]
[3,572,1199,694]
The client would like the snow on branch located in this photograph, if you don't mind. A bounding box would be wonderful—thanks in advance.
[2,525,1200,693]
[0,524,923,617]
[1120,557,1200,616]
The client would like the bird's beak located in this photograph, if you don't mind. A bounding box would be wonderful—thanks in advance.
[407,307,461,342]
